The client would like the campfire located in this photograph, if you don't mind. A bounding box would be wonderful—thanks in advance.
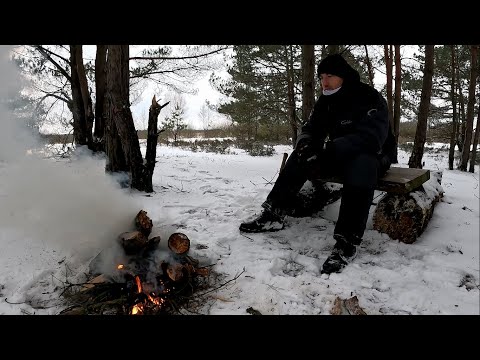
[60,210,215,315]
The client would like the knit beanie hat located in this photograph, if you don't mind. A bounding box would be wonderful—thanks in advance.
[317,54,360,83]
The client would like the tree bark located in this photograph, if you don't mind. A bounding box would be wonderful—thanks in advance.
[448,45,458,170]
[74,45,95,150]
[106,45,151,192]
[469,107,479,173]
[408,45,435,169]
[456,58,467,151]
[384,45,394,133]
[459,45,478,171]
[364,45,375,87]
[105,46,128,174]
[145,96,168,188]
[285,45,298,146]
[392,45,401,163]
[373,171,444,244]
[301,45,315,123]
[94,45,107,151]
[69,45,88,146]
[327,45,339,55]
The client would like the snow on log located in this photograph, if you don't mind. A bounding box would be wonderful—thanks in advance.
[372,171,444,244]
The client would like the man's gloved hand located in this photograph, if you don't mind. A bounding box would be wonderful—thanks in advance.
[296,138,317,162]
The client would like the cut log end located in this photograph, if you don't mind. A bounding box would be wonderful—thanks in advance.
[118,231,148,255]
[168,232,191,255]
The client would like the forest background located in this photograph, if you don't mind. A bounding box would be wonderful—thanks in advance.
[7,45,479,191]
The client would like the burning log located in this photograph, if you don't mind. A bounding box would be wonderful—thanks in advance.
[135,210,153,236]
[166,263,185,282]
[118,231,148,255]
[160,257,211,283]
[80,274,108,292]
[168,232,190,255]
[66,211,216,315]
[146,235,161,251]
[118,231,160,255]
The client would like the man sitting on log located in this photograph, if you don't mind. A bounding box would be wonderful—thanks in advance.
[239,53,396,275]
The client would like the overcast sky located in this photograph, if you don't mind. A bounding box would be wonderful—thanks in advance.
[130,70,228,131]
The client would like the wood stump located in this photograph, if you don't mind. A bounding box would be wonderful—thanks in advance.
[372,171,444,244]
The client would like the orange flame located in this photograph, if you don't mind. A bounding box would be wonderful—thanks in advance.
[135,276,142,293]
[117,264,124,270]
[131,303,144,315]
[129,275,165,314]
[147,293,165,306]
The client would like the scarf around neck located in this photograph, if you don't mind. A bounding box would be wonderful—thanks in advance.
[322,86,342,96]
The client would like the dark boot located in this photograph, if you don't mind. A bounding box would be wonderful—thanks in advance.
[239,208,285,233]
[321,234,358,274]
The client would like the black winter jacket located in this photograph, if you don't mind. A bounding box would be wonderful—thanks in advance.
[296,80,394,167]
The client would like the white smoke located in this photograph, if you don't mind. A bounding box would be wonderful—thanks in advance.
[0,45,143,265]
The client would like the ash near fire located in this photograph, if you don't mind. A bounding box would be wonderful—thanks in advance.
[60,210,223,315]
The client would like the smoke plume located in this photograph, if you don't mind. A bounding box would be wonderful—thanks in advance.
[0,45,142,265]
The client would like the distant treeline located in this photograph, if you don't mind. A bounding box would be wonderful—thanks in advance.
[40,122,455,146]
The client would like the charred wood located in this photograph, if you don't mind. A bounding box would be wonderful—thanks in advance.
[135,210,153,236]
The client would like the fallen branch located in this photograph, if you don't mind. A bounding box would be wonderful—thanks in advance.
[194,267,246,298]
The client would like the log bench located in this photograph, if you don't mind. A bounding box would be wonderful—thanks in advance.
[314,166,431,195]
[292,166,444,244]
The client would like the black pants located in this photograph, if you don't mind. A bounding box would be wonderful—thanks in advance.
[263,149,379,245]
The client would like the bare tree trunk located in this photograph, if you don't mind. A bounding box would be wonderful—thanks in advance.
[105,106,128,173]
[145,96,169,187]
[459,45,478,171]
[448,45,458,170]
[285,45,298,146]
[384,45,394,134]
[408,45,435,169]
[70,45,88,146]
[73,45,94,150]
[469,108,479,173]
[94,45,107,152]
[327,45,339,55]
[457,60,467,151]
[104,49,127,174]
[392,45,401,163]
[106,45,151,191]
[364,45,375,87]
[321,45,327,59]
[302,45,315,123]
